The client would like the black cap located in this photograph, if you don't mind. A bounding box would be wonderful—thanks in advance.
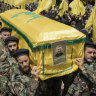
[1,27,12,33]
[5,36,19,45]
[84,41,96,49]
[13,49,29,59]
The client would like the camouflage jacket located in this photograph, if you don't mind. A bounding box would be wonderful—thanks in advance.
[8,69,39,96]
[0,37,8,62]
[0,75,12,96]
[0,51,18,78]
[67,60,96,95]
[90,60,96,94]
[0,38,18,96]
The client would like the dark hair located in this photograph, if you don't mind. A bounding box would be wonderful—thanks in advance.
[13,49,29,59]
[5,36,19,45]
[84,41,96,51]
[1,27,12,33]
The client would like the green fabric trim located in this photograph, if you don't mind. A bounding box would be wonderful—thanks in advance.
[42,47,74,76]
[42,48,45,75]
[1,17,86,52]
[71,47,74,68]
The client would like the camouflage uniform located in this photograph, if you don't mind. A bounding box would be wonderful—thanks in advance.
[8,68,39,96]
[0,52,19,77]
[0,37,8,62]
[0,37,18,95]
[66,60,96,96]
[0,37,9,95]
[90,60,96,96]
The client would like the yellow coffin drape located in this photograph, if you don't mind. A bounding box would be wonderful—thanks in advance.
[0,9,86,80]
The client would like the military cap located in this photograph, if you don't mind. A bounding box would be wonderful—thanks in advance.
[5,36,19,45]
[1,27,12,33]
[13,49,29,59]
[84,41,96,49]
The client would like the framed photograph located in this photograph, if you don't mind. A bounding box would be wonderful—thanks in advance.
[51,40,67,66]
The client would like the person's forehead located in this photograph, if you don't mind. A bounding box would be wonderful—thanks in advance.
[2,31,11,34]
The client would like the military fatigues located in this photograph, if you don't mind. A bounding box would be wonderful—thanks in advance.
[0,37,8,62]
[66,60,96,96]
[8,68,39,96]
[0,37,9,95]
[0,37,18,95]
[90,60,96,96]
[0,53,19,95]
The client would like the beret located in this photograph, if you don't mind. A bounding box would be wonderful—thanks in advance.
[5,36,19,45]
[1,27,12,33]
[13,49,29,59]
[85,41,96,49]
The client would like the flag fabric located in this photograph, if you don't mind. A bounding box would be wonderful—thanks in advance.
[35,0,56,14]
[58,0,68,17]
[69,0,85,16]
[35,0,52,13]
[52,0,56,10]
[85,0,96,43]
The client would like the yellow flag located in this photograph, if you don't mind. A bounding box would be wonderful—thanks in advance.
[85,0,96,43]
[7,0,10,4]
[4,0,7,3]
[35,0,52,13]
[10,0,14,6]
[31,0,38,3]
[35,0,56,14]
[58,0,68,17]
[52,0,56,10]
[69,0,85,16]
[14,0,31,7]
[93,19,96,43]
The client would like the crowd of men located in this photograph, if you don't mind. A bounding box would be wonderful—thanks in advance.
[0,0,96,96]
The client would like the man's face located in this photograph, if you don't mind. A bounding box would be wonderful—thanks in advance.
[17,55,30,73]
[1,32,11,41]
[57,47,62,54]
[84,47,95,63]
[8,42,18,53]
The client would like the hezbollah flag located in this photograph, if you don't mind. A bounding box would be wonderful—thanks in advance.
[52,0,56,10]
[35,0,56,14]
[58,0,68,17]
[85,0,96,43]
[13,0,32,8]
[69,0,85,16]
